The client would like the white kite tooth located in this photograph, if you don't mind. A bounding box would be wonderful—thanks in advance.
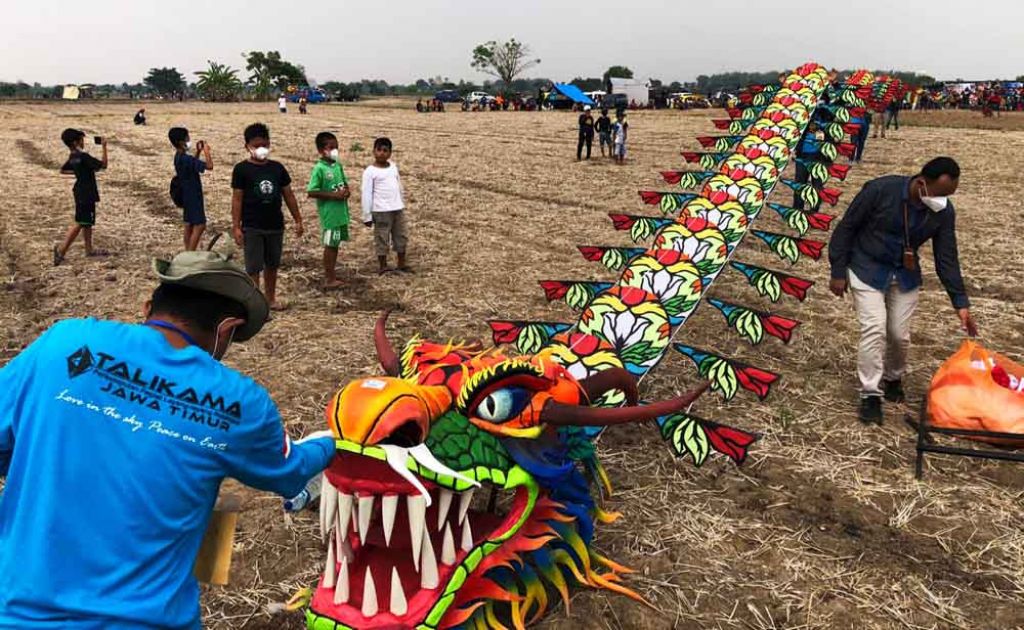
[381,495,399,546]
[338,493,354,538]
[460,519,474,552]
[320,478,337,542]
[409,444,481,489]
[361,567,378,617]
[323,539,337,589]
[390,566,408,616]
[436,489,453,531]
[380,445,433,507]
[358,495,375,546]
[457,489,475,525]
[441,522,456,565]
[333,557,349,604]
[420,527,439,589]
[408,495,427,572]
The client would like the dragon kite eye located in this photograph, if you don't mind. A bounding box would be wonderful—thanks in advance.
[473,387,531,423]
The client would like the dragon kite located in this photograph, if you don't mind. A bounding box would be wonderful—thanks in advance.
[298,63,897,629]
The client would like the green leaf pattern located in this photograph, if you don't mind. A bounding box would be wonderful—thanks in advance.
[786,209,810,235]
[601,248,625,271]
[753,269,782,302]
[630,218,654,242]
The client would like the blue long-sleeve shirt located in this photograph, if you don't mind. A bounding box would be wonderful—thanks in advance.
[0,319,335,629]
[828,175,970,309]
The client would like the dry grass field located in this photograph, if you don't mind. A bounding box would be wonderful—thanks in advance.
[0,100,1022,629]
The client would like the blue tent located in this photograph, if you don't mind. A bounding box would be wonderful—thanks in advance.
[551,83,596,105]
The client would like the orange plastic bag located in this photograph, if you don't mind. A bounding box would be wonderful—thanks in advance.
[927,340,1024,444]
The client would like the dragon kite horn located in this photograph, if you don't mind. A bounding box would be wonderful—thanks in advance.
[577,367,640,405]
[375,309,402,376]
[541,383,709,427]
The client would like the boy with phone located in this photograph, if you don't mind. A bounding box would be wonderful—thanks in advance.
[54,129,108,265]
[169,127,214,251]
[306,132,350,289]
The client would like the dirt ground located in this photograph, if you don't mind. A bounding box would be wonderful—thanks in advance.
[0,100,1022,630]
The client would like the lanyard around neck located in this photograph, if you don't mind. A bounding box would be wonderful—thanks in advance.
[145,319,201,349]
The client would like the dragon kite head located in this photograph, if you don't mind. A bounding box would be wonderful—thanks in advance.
[307,312,706,629]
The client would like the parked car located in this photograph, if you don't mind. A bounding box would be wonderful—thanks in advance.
[287,87,328,103]
[434,90,462,103]
[467,91,492,103]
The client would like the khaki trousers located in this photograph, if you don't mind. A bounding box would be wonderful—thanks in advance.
[372,210,407,257]
[849,270,919,397]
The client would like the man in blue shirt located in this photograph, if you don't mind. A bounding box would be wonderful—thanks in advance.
[0,251,336,629]
[828,157,977,424]
[793,122,822,210]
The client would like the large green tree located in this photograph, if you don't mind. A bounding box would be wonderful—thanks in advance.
[603,65,634,84]
[470,39,540,93]
[243,51,307,100]
[194,61,243,102]
[143,67,186,97]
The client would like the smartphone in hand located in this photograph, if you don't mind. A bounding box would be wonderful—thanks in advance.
[94,136,103,145]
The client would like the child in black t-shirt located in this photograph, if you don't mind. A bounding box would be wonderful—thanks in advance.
[230,123,304,311]
[54,128,108,266]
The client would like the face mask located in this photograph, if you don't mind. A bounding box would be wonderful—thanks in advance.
[920,181,948,213]
[328,148,339,161]
[251,146,271,161]
[185,140,192,151]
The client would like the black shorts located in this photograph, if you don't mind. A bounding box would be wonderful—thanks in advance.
[183,203,207,226]
[75,200,96,227]
[243,229,283,274]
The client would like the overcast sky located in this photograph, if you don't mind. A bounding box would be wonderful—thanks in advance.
[5,1,1022,85]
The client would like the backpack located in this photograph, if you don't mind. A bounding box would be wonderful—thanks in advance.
[169,175,184,208]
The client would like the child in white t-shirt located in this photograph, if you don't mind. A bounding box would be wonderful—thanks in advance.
[361,137,409,273]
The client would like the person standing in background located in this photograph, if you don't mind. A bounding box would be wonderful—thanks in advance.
[577,105,594,161]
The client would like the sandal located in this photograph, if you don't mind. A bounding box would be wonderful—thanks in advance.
[53,246,64,267]
[269,301,290,312]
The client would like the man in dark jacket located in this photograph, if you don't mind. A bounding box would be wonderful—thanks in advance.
[828,157,977,424]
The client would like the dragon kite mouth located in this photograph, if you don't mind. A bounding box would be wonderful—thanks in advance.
[308,444,535,629]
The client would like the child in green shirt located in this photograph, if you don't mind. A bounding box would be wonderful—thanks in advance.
[306,132,351,289]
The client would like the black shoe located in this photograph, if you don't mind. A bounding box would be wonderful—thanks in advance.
[858,396,883,425]
[882,379,905,403]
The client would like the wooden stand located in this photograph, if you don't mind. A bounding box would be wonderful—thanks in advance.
[194,494,242,585]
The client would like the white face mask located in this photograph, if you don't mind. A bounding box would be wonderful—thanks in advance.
[920,180,948,213]
[251,146,271,161]
[184,140,192,150]
[328,148,339,161]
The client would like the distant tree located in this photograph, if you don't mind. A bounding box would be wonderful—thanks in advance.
[471,39,541,94]
[143,67,186,97]
[571,76,604,92]
[243,51,307,100]
[668,81,684,91]
[194,61,243,102]
[603,66,634,84]
[415,79,431,91]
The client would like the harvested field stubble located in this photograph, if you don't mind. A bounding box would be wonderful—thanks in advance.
[0,101,1022,629]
